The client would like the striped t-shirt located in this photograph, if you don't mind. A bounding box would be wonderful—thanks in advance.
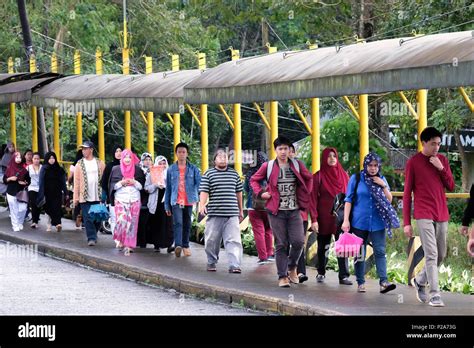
[199,167,243,217]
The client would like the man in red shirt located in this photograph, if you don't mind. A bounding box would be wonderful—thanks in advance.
[403,127,454,307]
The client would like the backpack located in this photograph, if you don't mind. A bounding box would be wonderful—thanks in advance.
[266,159,300,181]
[331,172,360,230]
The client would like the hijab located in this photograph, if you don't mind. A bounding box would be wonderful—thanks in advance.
[140,152,152,175]
[4,151,27,181]
[120,149,140,179]
[1,142,15,168]
[245,151,268,181]
[110,144,123,166]
[153,155,169,188]
[362,152,400,237]
[319,147,349,197]
[44,151,65,179]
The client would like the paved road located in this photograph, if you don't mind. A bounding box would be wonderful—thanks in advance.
[0,241,262,315]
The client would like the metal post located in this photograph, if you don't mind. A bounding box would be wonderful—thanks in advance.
[231,49,242,177]
[267,45,278,159]
[8,57,16,146]
[74,50,82,148]
[30,55,38,152]
[311,98,320,173]
[145,56,154,158]
[359,94,369,169]
[51,53,60,159]
[172,54,180,162]
[122,0,131,149]
[199,53,208,173]
[417,89,428,152]
[96,48,105,161]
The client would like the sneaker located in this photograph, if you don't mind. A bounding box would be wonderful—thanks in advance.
[288,268,299,284]
[316,274,325,283]
[56,224,62,233]
[267,255,275,261]
[380,281,396,294]
[278,277,290,288]
[175,246,182,257]
[228,266,242,274]
[167,246,175,253]
[19,224,24,231]
[13,228,20,232]
[30,223,37,229]
[46,225,52,232]
[429,295,445,307]
[183,248,191,257]
[207,263,217,272]
[298,273,309,283]
[357,284,366,293]
[124,247,131,256]
[339,278,353,285]
[87,240,95,246]
[257,258,268,265]
[411,278,428,303]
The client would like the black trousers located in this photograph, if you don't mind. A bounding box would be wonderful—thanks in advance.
[316,229,350,280]
[296,221,308,275]
[28,191,40,224]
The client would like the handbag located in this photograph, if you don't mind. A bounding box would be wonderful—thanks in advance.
[331,173,361,230]
[16,189,29,203]
[251,191,267,211]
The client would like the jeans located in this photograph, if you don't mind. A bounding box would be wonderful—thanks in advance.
[172,205,193,248]
[415,219,448,297]
[267,210,305,279]
[204,216,242,268]
[80,201,101,242]
[352,227,387,285]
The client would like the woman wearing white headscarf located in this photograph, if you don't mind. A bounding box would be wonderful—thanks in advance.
[136,152,153,248]
[145,155,174,252]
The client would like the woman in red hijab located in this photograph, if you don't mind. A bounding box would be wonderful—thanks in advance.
[3,151,30,231]
[309,147,352,285]
[108,150,145,256]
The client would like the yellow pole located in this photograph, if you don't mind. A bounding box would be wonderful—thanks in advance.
[51,53,61,159]
[198,53,208,173]
[96,48,105,161]
[267,45,278,159]
[359,94,369,169]
[145,56,154,158]
[172,54,180,162]
[417,89,428,152]
[30,55,38,152]
[231,49,242,177]
[74,50,83,148]
[123,47,131,149]
[311,98,320,173]
[8,57,16,146]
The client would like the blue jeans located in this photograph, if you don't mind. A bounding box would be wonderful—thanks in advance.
[81,202,101,242]
[352,227,387,285]
[172,205,193,248]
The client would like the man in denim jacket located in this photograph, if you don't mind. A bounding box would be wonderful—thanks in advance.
[165,143,201,257]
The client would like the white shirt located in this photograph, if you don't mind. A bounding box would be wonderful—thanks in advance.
[84,158,99,202]
[113,181,142,204]
[27,164,42,192]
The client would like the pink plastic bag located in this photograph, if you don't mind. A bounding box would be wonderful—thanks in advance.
[335,232,364,258]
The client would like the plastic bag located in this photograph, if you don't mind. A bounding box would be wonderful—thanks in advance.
[334,232,363,258]
[88,203,110,223]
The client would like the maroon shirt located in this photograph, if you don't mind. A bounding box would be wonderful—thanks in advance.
[403,152,454,226]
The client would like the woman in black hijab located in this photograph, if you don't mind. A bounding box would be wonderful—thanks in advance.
[101,145,123,235]
[38,152,68,232]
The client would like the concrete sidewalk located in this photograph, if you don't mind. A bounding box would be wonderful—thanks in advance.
[0,211,472,316]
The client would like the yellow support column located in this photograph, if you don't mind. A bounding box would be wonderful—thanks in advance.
[267,45,278,159]
[172,54,180,162]
[51,53,61,159]
[74,50,83,148]
[123,47,131,149]
[359,94,369,169]
[30,55,38,152]
[8,57,16,146]
[96,48,105,161]
[145,56,154,158]
[198,53,208,173]
[231,49,242,177]
[417,89,428,152]
[311,98,320,173]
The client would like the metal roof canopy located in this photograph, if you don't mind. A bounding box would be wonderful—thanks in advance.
[0,74,61,104]
[184,31,474,104]
[0,72,39,85]
[31,70,203,114]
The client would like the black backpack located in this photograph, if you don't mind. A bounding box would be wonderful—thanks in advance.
[331,173,360,230]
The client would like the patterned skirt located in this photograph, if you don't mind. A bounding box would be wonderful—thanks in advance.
[113,200,141,248]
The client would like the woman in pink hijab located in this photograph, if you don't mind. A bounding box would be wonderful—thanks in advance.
[108,149,145,255]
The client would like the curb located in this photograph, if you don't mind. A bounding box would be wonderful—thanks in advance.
[0,231,343,316]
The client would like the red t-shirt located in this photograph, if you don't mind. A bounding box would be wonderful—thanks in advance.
[403,152,454,226]
[177,165,190,206]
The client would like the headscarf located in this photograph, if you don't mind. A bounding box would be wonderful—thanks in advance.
[44,151,65,179]
[0,142,15,168]
[319,147,349,197]
[4,151,27,181]
[245,151,268,181]
[73,149,83,166]
[362,152,400,238]
[140,152,152,175]
[110,144,123,167]
[153,155,169,187]
[120,149,140,179]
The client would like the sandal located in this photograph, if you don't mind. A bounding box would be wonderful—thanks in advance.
[228,267,241,274]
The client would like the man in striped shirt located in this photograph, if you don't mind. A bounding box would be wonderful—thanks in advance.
[199,148,244,273]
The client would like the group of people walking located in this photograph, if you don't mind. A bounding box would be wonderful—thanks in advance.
[0,126,471,308]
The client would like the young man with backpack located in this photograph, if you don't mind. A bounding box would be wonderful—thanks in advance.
[250,136,313,287]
